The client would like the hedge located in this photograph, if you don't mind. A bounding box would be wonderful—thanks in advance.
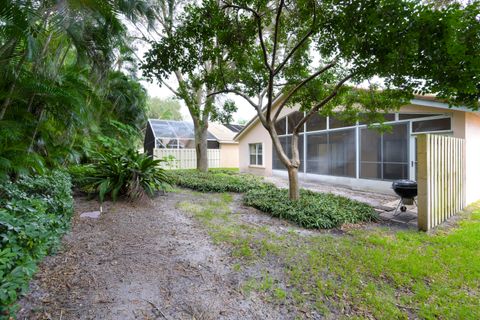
[169,169,269,193]
[243,186,378,229]
[0,171,74,316]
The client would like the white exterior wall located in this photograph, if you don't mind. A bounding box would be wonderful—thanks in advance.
[465,113,480,204]
[219,143,240,168]
[238,106,298,176]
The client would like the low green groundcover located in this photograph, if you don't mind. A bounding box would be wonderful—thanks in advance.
[170,168,268,193]
[171,169,377,229]
[244,186,378,229]
[0,171,73,316]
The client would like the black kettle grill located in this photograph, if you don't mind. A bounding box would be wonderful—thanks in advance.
[392,179,418,215]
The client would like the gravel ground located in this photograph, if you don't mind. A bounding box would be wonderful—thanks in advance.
[16,191,289,320]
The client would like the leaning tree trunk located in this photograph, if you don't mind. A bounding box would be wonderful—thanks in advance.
[194,121,209,172]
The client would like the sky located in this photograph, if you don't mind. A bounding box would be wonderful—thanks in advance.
[139,77,257,124]
[130,23,257,124]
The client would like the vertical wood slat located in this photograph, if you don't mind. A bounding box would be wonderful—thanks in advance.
[417,134,466,231]
[153,149,221,169]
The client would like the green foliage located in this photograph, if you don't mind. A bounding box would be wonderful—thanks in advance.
[0,1,151,178]
[0,171,73,315]
[147,97,183,120]
[171,170,376,228]
[141,1,238,171]
[80,149,171,202]
[170,169,267,193]
[243,187,378,229]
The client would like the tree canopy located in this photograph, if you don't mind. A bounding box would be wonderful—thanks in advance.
[147,97,184,121]
[0,0,154,179]
[199,0,480,199]
[141,0,237,171]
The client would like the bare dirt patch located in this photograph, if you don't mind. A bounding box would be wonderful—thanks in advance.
[16,191,288,320]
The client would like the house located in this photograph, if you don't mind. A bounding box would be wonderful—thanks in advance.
[234,96,480,205]
[144,119,243,168]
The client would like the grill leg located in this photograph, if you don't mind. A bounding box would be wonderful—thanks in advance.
[393,199,403,216]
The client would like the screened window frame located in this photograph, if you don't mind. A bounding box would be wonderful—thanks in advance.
[272,111,453,181]
[249,142,264,166]
[358,122,410,181]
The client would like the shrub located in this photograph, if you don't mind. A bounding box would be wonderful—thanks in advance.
[81,149,171,201]
[171,170,377,229]
[243,186,378,229]
[0,171,73,315]
[170,169,267,193]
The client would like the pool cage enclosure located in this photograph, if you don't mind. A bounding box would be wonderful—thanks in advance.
[144,120,219,157]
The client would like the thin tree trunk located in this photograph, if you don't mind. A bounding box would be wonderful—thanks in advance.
[194,121,209,172]
[29,107,45,152]
[287,166,300,200]
[0,52,26,120]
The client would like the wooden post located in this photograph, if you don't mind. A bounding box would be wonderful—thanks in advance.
[417,134,429,231]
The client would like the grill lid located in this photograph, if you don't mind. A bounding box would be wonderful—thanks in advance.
[392,179,417,189]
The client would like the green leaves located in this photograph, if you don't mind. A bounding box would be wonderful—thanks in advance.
[171,169,377,229]
[79,148,172,202]
[170,169,266,193]
[0,170,73,315]
[243,186,378,229]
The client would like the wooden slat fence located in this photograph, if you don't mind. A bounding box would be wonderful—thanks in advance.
[417,134,466,231]
[153,148,220,169]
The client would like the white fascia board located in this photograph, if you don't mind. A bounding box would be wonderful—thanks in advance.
[410,99,478,114]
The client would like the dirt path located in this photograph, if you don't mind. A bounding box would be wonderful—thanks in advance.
[17,191,287,320]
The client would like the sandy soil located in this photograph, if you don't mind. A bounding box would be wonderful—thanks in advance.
[16,191,289,320]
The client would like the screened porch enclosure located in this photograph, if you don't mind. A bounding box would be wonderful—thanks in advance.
[272,111,451,182]
[149,120,219,150]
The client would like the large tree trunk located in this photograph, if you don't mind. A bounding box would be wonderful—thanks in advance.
[194,121,209,172]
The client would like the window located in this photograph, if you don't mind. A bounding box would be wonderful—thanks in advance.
[249,143,263,166]
[360,123,409,180]
[272,135,304,171]
[287,111,305,134]
[275,117,286,135]
[358,113,396,125]
[306,129,356,177]
[398,113,441,120]
[329,116,356,129]
[412,118,451,133]
[306,113,327,132]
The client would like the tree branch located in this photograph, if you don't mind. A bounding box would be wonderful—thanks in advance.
[271,0,284,71]
[273,59,337,122]
[160,79,180,96]
[274,0,317,76]
[222,3,271,73]
[293,73,355,134]
[207,89,259,110]
[265,0,285,126]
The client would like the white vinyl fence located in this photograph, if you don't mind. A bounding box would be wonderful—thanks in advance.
[417,134,466,231]
[153,148,220,169]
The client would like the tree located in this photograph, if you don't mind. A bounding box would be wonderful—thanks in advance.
[0,0,154,178]
[141,1,236,172]
[209,0,480,200]
[147,97,183,120]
